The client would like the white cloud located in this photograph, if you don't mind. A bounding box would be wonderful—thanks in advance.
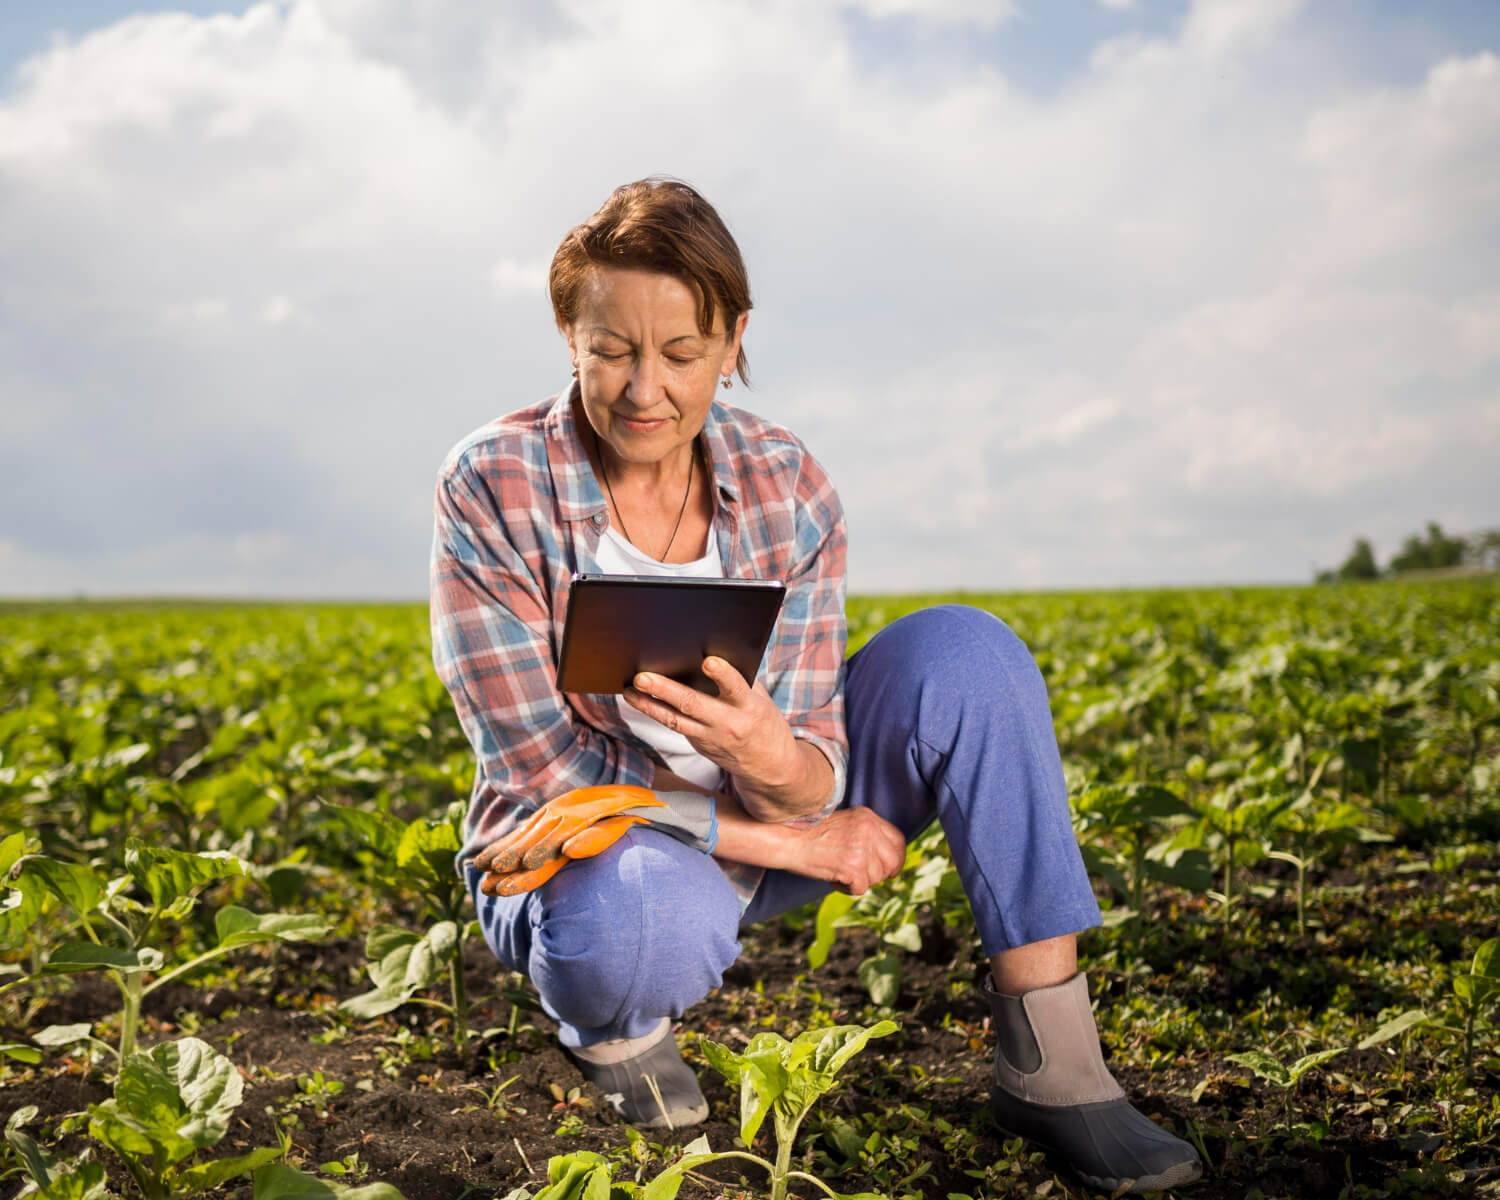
[0,0,1496,596]
[836,0,1018,31]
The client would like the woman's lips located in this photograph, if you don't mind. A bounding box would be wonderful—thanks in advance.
[618,414,670,432]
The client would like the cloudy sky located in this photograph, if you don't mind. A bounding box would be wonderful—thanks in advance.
[1,0,1496,597]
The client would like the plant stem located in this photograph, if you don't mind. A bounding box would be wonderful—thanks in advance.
[1296,850,1307,936]
[771,1129,793,1200]
[119,970,144,1060]
[449,943,468,1051]
[1464,1002,1475,1081]
[1222,836,1235,926]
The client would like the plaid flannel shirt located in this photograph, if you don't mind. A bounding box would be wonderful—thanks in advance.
[430,381,849,908]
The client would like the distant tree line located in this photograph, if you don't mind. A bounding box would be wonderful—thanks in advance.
[1317,521,1500,583]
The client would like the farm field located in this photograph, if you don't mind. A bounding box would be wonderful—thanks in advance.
[1,581,1497,1200]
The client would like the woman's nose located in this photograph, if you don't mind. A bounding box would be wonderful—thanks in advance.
[626,356,661,401]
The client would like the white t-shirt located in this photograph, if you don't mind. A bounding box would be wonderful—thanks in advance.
[592,526,726,792]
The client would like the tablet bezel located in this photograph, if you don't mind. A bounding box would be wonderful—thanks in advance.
[555,574,786,695]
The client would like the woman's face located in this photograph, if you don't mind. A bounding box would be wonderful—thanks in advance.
[566,267,746,468]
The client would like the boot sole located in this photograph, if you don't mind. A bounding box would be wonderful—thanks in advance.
[993,1099,1204,1194]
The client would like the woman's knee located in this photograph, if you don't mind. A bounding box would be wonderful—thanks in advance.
[528,829,742,1033]
[853,604,1042,708]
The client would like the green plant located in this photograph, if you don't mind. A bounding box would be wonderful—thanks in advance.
[252,1162,408,1200]
[1356,1008,1430,1091]
[1225,1043,1345,1128]
[454,1074,523,1117]
[86,1036,282,1199]
[697,1021,898,1200]
[5,1105,110,1200]
[808,829,965,1005]
[9,841,329,1060]
[336,801,475,1050]
[1071,781,1210,925]
[1452,936,1500,1080]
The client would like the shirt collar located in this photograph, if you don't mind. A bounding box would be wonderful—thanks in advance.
[544,380,741,523]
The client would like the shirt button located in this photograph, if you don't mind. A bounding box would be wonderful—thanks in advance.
[591,512,606,528]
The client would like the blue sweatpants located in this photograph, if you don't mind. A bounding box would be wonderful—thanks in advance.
[467,606,1101,1048]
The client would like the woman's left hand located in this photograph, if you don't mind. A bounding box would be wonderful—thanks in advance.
[624,657,807,808]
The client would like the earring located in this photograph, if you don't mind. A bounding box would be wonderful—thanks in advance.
[720,375,732,389]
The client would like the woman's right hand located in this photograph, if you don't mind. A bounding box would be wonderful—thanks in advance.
[793,807,906,895]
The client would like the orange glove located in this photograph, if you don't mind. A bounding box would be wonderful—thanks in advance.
[471,785,667,897]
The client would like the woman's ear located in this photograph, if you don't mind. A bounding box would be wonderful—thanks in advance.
[723,311,748,371]
[562,321,580,373]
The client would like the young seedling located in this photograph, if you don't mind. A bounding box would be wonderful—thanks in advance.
[5,1104,109,1200]
[1071,782,1208,930]
[698,1021,898,1200]
[1452,936,1500,1081]
[336,801,476,1050]
[87,1036,282,1200]
[9,840,330,1061]
[807,830,964,1006]
[1267,758,1388,935]
[1225,1044,1345,1129]
[1356,1008,1429,1092]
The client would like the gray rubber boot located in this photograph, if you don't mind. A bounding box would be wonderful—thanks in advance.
[571,1028,709,1130]
[985,973,1202,1193]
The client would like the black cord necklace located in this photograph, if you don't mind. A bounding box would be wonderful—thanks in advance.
[594,426,695,562]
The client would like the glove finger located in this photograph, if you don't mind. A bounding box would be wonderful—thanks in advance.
[491,811,565,874]
[552,785,665,824]
[560,814,649,861]
[491,856,568,897]
[519,827,574,872]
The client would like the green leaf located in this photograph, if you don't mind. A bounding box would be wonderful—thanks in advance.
[5,1105,54,1185]
[803,1021,897,1078]
[366,923,418,962]
[807,891,855,969]
[883,921,922,953]
[395,818,462,889]
[1286,1047,1344,1084]
[857,950,902,1007]
[124,841,242,911]
[535,1153,606,1200]
[329,809,405,860]
[1225,1049,1290,1089]
[0,1042,43,1063]
[0,831,29,877]
[1357,1009,1429,1051]
[34,1022,94,1047]
[41,942,165,976]
[1454,974,1500,1005]
[215,906,332,950]
[28,1159,108,1200]
[1472,937,1500,980]
[89,1036,244,1174]
[178,1146,282,1192]
[23,857,106,919]
[339,988,410,1019]
[253,1162,409,1200]
[699,1036,785,1147]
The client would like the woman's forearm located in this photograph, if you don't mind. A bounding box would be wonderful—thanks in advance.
[731,738,835,821]
[651,763,812,872]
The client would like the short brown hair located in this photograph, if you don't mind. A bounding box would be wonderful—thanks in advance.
[549,177,753,384]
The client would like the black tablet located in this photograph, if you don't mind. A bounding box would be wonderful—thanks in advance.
[555,574,786,695]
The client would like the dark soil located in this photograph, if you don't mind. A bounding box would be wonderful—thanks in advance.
[1,907,1491,1200]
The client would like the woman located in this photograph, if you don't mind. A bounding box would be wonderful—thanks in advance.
[429,178,1201,1195]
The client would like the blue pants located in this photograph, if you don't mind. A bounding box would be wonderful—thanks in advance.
[467,606,1101,1048]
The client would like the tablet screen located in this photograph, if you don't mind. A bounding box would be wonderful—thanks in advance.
[555,574,786,695]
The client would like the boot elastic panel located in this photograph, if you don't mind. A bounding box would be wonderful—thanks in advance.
[982,973,1123,1105]
[571,1031,708,1130]
[991,1089,1203,1193]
